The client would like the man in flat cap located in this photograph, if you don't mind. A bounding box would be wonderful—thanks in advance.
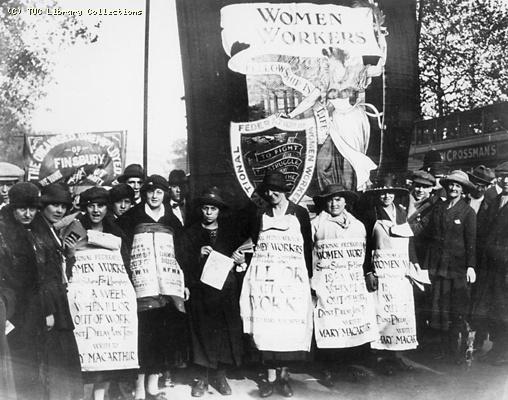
[405,170,436,342]
[0,162,24,209]
[467,165,495,214]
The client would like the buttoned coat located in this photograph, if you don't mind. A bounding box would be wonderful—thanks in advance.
[423,198,476,278]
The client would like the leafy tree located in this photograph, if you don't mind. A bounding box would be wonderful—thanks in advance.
[166,138,188,173]
[418,0,508,118]
[0,0,98,163]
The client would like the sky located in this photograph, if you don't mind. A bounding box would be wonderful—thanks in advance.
[30,0,187,176]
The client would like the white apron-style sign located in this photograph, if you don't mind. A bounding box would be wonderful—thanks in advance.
[370,220,418,350]
[311,211,378,348]
[240,214,313,352]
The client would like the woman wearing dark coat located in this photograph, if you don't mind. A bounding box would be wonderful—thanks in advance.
[28,183,84,400]
[0,183,40,399]
[423,170,477,361]
[0,282,16,400]
[182,187,246,397]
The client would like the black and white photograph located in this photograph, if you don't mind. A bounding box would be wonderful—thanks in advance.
[1,0,508,399]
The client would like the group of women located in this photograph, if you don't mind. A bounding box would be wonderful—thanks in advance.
[0,164,499,400]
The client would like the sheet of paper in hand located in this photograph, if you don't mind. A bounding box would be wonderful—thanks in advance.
[200,250,235,290]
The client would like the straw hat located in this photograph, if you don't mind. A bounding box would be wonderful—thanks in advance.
[440,170,475,192]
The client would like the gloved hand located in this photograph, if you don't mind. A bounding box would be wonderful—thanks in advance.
[466,267,476,284]
[365,273,378,292]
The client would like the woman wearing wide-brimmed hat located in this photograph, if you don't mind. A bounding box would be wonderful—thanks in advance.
[240,171,313,398]
[180,187,247,397]
[311,184,377,386]
[422,170,477,362]
[361,174,419,374]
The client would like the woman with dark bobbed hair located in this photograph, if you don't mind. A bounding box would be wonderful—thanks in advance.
[181,187,247,397]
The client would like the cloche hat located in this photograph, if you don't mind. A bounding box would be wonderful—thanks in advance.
[8,182,40,208]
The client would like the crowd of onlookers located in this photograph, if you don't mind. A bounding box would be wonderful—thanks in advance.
[1,150,508,400]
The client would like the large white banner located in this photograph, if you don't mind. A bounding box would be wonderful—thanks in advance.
[370,249,418,350]
[221,3,383,73]
[312,238,378,348]
[68,248,138,371]
[129,231,185,299]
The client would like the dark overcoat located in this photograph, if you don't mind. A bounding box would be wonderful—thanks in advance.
[29,213,83,400]
[0,280,16,400]
[423,198,476,279]
[182,220,246,368]
[0,207,38,341]
[0,207,40,398]
[472,195,508,324]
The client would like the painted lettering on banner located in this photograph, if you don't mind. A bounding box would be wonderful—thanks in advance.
[24,131,126,186]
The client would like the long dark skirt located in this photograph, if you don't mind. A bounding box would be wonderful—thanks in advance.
[138,304,188,374]
[188,286,243,370]
[471,256,508,351]
[39,329,83,400]
[430,276,470,331]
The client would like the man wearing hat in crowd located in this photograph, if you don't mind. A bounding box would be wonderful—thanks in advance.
[466,165,495,214]
[483,161,508,204]
[118,164,145,205]
[404,170,437,343]
[420,150,448,182]
[166,169,190,229]
[422,170,477,363]
[0,162,24,209]
[407,170,436,219]
[311,184,377,386]
[471,161,508,365]
[118,175,188,400]
[0,182,41,399]
[109,183,135,219]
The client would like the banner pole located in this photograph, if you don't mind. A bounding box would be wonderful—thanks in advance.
[143,0,150,173]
